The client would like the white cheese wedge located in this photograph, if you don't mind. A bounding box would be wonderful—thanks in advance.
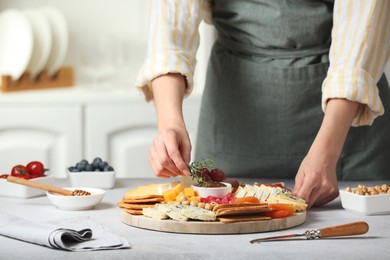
[142,207,169,219]
[157,204,189,222]
[180,206,216,221]
[244,185,256,197]
[234,186,247,198]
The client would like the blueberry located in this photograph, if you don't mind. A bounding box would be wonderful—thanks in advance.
[69,166,80,172]
[80,159,89,165]
[92,157,102,169]
[76,162,85,171]
[68,166,77,172]
[85,164,94,171]
[98,161,108,171]
[103,165,114,172]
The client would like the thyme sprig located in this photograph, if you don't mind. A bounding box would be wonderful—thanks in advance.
[188,158,215,187]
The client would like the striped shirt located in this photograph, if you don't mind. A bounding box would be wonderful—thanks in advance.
[135,0,390,126]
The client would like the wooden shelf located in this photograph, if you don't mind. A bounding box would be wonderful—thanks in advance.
[1,67,74,93]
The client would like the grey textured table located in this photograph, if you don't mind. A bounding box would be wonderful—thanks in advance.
[0,178,389,260]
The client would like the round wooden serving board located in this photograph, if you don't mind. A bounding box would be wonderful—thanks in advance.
[119,209,306,234]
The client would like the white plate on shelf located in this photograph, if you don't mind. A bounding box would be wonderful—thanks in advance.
[41,6,68,77]
[24,8,53,80]
[0,9,33,81]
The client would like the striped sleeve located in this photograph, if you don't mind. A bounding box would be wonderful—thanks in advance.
[135,0,211,102]
[322,0,390,126]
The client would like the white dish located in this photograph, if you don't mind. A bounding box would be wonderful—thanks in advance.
[41,7,68,77]
[24,8,52,80]
[192,182,232,198]
[0,175,54,198]
[0,9,33,81]
[68,170,116,189]
[46,187,105,210]
[339,189,390,215]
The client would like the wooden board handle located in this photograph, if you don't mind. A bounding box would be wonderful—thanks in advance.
[320,221,369,238]
[7,176,73,196]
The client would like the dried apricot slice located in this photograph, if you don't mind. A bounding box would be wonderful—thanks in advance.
[233,196,260,204]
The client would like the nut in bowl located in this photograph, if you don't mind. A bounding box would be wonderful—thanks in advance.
[46,187,105,210]
[192,182,232,198]
[339,184,390,215]
[67,157,115,189]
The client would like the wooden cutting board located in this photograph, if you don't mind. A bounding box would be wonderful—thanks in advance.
[119,209,306,234]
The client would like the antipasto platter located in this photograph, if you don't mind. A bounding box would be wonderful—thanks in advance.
[117,160,308,234]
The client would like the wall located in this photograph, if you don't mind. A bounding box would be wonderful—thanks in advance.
[0,0,214,94]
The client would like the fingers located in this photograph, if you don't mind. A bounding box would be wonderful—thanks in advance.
[148,129,191,178]
[164,131,191,176]
[293,165,339,208]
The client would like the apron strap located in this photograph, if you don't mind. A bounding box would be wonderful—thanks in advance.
[217,36,330,59]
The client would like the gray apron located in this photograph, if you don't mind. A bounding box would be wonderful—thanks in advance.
[195,0,390,180]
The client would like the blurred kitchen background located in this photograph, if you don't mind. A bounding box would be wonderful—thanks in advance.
[0,0,215,178]
[0,0,389,179]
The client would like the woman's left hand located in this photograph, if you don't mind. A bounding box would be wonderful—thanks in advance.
[293,152,339,208]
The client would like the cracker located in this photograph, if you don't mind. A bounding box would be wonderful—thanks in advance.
[122,197,164,204]
[218,215,271,223]
[117,201,157,209]
[125,208,143,215]
[123,194,163,200]
[216,205,271,217]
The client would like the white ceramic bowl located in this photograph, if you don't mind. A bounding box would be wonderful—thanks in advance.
[339,189,390,215]
[68,170,115,189]
[0,175,54,198]
[46,187,105,210]
[192,182,232,198]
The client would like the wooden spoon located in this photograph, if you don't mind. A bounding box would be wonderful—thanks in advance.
[7,175,91,196]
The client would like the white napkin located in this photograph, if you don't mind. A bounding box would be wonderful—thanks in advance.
[0,212,131,251]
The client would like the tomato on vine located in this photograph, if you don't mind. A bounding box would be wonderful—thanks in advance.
[26,161,48,177]
[11,165,30,179]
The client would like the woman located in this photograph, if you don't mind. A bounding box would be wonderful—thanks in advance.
[136,0,390,208]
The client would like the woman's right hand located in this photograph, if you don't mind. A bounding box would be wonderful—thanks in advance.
[148,126,192,178]
[149,73,191,178]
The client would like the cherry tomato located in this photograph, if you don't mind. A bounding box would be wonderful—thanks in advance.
[11,165,30,179]
[0,174,9,179]
[26,161,48,177]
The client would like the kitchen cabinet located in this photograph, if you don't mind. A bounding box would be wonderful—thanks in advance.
[0,104,83,177]
[85,99,201,178]
[0,88,201,178]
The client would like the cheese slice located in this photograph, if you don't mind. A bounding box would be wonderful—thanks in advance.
[142,207,169,219]
[180,206,216,221]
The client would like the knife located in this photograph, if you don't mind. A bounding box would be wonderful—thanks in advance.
[250,221,369,243]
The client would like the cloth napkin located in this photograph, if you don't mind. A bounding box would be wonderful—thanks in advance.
[0,212,131,251]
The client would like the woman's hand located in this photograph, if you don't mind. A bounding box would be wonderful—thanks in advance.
[293,152,339,208]
[293,98,361,208]
[149,73,191,178]
[149,126,191,178]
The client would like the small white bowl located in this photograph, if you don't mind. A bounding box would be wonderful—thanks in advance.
[339,189,390,215]
[192,182,232,198]
[0,175,54,198]
[46,187,105,210]
[67,170,115,189]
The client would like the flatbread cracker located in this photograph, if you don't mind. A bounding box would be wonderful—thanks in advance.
[117,201,157,209]
[218,215,271,223]
[216,205,271,217]
[125,208,143,215]
[124,194,163,200]
[122,197,164,204]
